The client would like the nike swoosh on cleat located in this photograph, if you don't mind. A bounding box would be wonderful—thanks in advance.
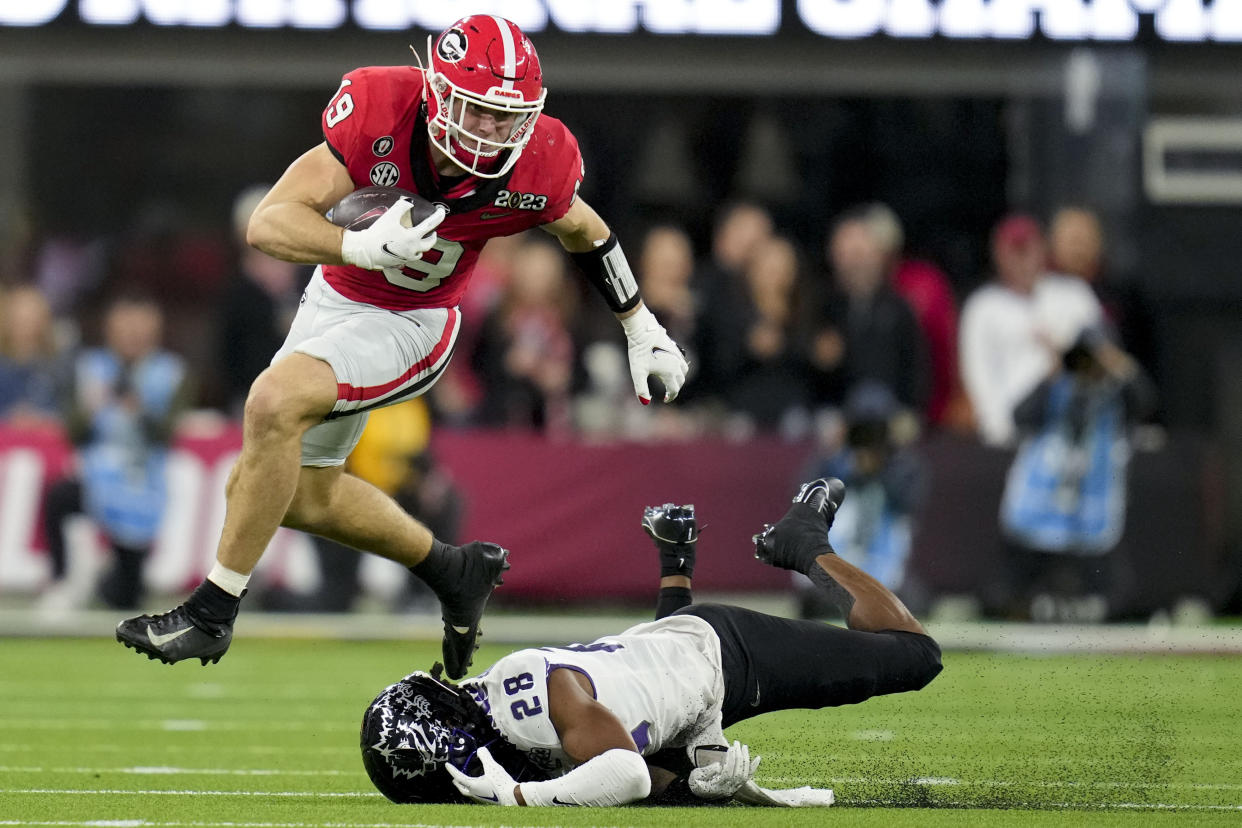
[146,625,195,647]
[452,625,472,634]
[552,796,577,805]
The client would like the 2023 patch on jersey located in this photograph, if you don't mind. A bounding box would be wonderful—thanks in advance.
[320,66,584,312]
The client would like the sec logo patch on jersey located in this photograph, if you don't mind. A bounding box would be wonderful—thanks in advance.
[370,162,400,187]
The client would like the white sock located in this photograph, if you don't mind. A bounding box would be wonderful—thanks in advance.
[207,563,251,598]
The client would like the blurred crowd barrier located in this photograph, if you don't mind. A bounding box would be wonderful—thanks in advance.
[0,423,1227,615]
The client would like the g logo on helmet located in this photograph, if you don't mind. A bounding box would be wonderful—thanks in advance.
[436,29,467,63]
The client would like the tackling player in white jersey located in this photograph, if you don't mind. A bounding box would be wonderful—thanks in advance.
[360,478,942,807]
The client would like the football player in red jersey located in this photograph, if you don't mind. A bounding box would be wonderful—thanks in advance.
[116,15,690,679]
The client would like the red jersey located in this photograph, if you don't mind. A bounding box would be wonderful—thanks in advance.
[320,66,584,311]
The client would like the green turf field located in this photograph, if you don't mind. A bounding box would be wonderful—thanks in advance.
[1,636,1238,826]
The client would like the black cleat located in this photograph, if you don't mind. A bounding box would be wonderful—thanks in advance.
[793,478,847,518]
[753,478,847,572]
[643,504,699,578]
[642,503,699,545]
[116,603,232,666]
[438,542,510,680]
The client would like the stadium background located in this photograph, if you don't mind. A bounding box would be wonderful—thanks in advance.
[2,4,1242,825]
[0,5,1239,616]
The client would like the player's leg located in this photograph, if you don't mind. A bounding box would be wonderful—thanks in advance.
[217,353,339,572]
[283,462,509,679]
[679,603,942,727]
[641,503,699,619]
[754,478,922,634]
[261,293,504,679]
[115,352,337,665]
[680,478,941,725]
[284,465,433,568]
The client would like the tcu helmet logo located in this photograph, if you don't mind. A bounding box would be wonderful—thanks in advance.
[370,162,400,187]
[409,695,433,720]
[436,28,468,63]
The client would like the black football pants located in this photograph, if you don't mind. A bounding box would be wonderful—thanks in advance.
[675,603,942,728]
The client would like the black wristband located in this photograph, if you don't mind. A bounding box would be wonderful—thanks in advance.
[659,545,695,579]
[569,233,640,314]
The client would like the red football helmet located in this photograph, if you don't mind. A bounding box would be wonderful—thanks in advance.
[421,15,546,178]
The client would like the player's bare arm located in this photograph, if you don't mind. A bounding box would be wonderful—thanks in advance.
[246,142,356,265]
[447,667,651,806]
[544,197,691,403]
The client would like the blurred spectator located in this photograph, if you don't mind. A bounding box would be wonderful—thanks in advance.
[1048,206,1159,388]
[693,201,774,403]
[996,327,1157,622]
[42,295,192,609]
[578,224,703,438]
[0,284,66,427]
[809,206,929,415]
[958,214,1102,447]
[33,236,109,320]
[637,225,699,362]
[215,185,306,416]
[260,398,464,613]
[470,235,581,434]
[796,381,929,619]
[721,235,813,431]
[862,203,962,427]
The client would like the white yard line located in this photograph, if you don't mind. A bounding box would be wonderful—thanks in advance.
[0,822,493,828]
[0,767,348,776]
[0,789,379,797]
[0,719,349,732]
[1,786,1238,812]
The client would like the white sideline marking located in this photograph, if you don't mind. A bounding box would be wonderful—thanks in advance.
[0,790,381,798]
[766,775,1242,791]
[0,822,490,828]
[0,766,347,776]
[0,744,340,756]
[850,729,894,741]
[0,719,348,732]
[1,787,1238,812]
[846,798,1242,811]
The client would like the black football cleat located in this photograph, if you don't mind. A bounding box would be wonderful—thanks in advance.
[642,503,699,546]
[754,478,847,573]
[438,542,510,680]
[116,604,232,666]
[643,503,699,578]
[793,478,847,518]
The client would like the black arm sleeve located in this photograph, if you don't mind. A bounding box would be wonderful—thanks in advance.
[655,587,693,620]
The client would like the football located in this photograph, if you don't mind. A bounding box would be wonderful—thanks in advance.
[327,186,439,231]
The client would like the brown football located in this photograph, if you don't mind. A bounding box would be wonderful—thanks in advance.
[327,186,439,230]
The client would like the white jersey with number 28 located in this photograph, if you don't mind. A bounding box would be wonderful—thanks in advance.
[463,614,727,777]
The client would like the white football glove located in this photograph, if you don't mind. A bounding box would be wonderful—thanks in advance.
[688,741,761,801]
[444,746,520,806]
[619,305,689,404]
[340,199,446,271]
